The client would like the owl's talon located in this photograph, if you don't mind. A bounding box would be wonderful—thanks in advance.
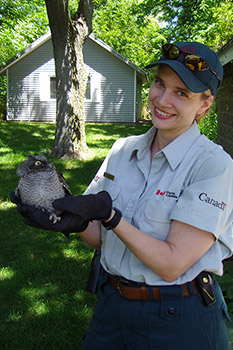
[49,214,61,224]
[37,206,46,212]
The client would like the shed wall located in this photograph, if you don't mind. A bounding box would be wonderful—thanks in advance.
[83,39,135,123]
[7,37,138,123]
[216,61,233,158]
[7,40,56,122]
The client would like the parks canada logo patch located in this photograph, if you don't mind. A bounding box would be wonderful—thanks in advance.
[156,189,178,199]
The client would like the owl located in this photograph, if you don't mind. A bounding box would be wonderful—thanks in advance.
[15,154,72,223]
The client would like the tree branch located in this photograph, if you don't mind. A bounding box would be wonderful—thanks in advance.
[73,0,93,34]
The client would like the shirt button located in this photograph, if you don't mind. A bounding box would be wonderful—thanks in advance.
[167,307,176,315]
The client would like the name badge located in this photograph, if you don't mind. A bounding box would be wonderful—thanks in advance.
[104,172,115,181]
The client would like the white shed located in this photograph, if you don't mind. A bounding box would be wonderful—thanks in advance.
[0,32,147,123]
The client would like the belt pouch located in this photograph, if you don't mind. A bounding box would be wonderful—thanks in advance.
[195,271,216,306]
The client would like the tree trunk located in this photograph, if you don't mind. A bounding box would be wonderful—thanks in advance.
[45,0,93,159]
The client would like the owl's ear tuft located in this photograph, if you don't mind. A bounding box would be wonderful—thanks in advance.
[38,154,48,162]
[26,154,35,158]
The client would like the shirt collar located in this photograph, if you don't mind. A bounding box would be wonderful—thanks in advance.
[162,122,201,170]
[130,127,157,161]
[130,122,201,170]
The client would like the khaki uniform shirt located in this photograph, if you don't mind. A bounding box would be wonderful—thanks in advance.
[85,122,233,285]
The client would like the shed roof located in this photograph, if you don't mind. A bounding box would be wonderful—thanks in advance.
[218,37,233,65]
[0,31,147,82]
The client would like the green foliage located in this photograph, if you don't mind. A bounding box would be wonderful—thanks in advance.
[92,0,166,68]
[206,0,233,50]
[139,0,233,51]
[198,112,218,142]
[0,0,49,67]
[215,261,233,315]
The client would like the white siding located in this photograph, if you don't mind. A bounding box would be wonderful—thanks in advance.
[7,40,56,122]
[83,39,135,123]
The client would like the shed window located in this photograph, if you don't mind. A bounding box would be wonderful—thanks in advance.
[50,77,56,99]
[85,76,91,100]
[85,72,101,102]
[40,73,56,101]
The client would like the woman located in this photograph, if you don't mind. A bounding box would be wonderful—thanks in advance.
[12,42,233,349]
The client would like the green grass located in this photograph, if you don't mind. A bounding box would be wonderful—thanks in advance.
[0,120,232,349]
[0,121,151,349]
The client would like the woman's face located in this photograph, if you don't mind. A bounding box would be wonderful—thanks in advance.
[148,65,213,139]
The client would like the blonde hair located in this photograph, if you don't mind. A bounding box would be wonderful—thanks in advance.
[195,90,215,123]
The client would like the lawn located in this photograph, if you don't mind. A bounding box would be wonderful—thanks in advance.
[0,121,232,349]
[0,121,152,349]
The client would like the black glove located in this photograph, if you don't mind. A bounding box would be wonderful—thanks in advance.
[53,191,112,221]
[10,191,89,236]
[10,191,112,237]
[10,191,21,205]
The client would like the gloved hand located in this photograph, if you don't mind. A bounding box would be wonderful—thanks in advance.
[53,191,112,221]
[10,191,21,205]
[10,191,89,236]
[10,191,112,236]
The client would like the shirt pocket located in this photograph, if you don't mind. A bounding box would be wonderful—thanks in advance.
[143,199,174,240]
[145,199,174,223]
[85,174,121,198]
[104,181,122,204]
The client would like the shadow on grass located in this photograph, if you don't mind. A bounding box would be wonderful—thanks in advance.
[0,207,96,349]
[0,121,55,153]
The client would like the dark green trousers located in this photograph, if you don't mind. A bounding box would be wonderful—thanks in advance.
[83,273,230,350]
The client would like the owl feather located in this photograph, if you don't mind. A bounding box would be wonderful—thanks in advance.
[15,154,72,224]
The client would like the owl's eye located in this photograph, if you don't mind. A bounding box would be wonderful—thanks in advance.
[35,161,42,166]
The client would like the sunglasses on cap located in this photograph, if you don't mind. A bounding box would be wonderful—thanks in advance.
[162,43,221,88]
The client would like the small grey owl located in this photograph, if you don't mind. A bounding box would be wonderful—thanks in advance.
[15,154,72,223]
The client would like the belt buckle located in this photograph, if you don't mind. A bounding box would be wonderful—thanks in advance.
[116,279,130,295]
[116,281,122,295]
